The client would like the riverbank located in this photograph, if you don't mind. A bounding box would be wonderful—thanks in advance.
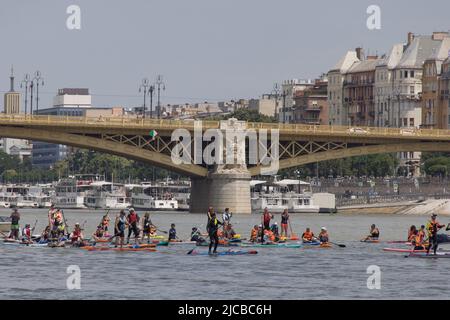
[338,199,450,215]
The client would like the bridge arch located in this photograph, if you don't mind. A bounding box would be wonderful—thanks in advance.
[249,142,450,176]
[0,126,208,177]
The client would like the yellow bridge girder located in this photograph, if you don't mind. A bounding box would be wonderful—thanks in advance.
[0,126,208,177]
[2,114,450,177]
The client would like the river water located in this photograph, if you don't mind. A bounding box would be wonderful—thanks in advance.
[0,208,449,300]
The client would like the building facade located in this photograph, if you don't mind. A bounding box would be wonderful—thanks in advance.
[327,51,360,125]
[343,55,380,127]
[293,78,329,125]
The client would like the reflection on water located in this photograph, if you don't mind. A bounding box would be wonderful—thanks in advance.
[0,209,449,300]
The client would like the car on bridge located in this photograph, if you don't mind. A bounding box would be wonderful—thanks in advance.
[400,128,418,136]
[347,127,369,135]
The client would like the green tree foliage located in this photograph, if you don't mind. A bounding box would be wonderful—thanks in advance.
[422,155,450,177]
[209,108,277,123]
[280,153,399,178]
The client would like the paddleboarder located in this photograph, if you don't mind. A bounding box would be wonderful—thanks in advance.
[113,210,127,248]
[426,213,445,255]
[261,208,274,243]
[126,208,140,244]
[318,227,329,244]
[9,208,20,240]
[206,211,223,254]
[280,209,290,238]
[363,224,380,241]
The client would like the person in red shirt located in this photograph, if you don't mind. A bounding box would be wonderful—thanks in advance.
[261,208,273,243]
[126,208,140,244]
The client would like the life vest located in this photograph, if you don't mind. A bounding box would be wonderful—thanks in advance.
[427,220,440,237]
[72,229,82,238]
[128,213,137,224]
[23,228,31,238]
[303,231,314,241]
[250,228,258,240]
[413,234,423,246]
[53,211,62,224]
[418,230,425,242]
[264,230,275,241]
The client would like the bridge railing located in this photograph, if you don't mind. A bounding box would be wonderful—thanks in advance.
[1,113,450,139]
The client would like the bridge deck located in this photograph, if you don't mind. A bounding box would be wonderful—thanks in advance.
[1,114,450,142]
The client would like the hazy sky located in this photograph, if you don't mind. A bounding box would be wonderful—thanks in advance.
[1,0,450,109]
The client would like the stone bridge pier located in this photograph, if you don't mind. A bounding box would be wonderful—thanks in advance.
[190,170,252,215]
[189,119,252,215]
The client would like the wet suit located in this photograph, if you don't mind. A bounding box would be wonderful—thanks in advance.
[207,217,223,254]
[426,221,444,255]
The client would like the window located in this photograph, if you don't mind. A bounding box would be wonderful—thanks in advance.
[410,86,415,94]
[405,71,408,78]
[409,118,414,127]
[410,71,415,78]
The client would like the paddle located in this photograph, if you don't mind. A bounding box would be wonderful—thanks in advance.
[330,242,346,248]
[288,220,299,240]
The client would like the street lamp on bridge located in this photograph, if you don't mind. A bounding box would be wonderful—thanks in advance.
[155,75,166,119]
[139,78,150,118]
[20,74,32,115]
[33,71,44,114]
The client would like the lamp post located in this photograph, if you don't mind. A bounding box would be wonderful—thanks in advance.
[149,84,155,118]
[269,83,288,124]
[33,71,44,114]
[155,75,166,119]
[139,78,150,118]
[20,74,31,115]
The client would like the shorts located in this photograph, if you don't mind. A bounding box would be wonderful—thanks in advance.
[10,224,19,230]
[115,229,125,238]
[281,223,288,229]
[129,224,139,237]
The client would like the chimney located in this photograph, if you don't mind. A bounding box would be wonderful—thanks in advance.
[355,47,364,60]
[432,31,449,41]
[407,32,414,46]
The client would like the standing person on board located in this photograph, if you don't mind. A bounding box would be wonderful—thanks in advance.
[206,211,223,254]
[126,208,140,244]
[113,210,127,248]
[280,209,290,238]
[141,212,153,243]
[261,208,274,243]
[9,208,20,240]
[426,213,445,255]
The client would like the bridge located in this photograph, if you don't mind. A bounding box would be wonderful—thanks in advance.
[2,114,450,214]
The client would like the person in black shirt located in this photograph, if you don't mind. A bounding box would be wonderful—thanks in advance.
[206,211,223,254]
